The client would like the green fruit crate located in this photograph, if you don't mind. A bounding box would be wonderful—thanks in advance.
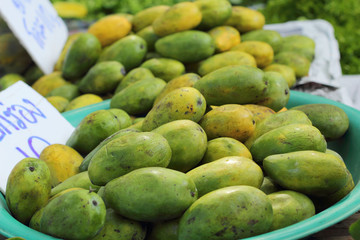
[1,90,360,240]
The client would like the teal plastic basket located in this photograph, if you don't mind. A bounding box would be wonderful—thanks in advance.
[1,90,360,240]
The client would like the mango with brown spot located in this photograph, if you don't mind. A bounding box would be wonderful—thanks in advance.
[250,124,327,164]
[264,63,296,88]
[153,73,201,106]
[243,104,275,123]
[187,156,263,197]
[6,157,51,224]
[142,87,207,131]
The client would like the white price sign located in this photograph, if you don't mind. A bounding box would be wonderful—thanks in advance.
[0,82,75,193]
[0,0,68,74]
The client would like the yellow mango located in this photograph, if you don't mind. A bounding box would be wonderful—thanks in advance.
[231,41,274,68]
[39,144,83,187]
[199,104,256,142]
[208,25,241,52]
[243,104,276,123]
[32,72,68,96]
[264,63,296,87]
[225,6,265,33]
[46,96,69,113]
[88,15,132,47]
[152,2,202,37]
[65,94,102,112]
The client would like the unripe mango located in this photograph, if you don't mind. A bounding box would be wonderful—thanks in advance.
[6,157,51,224]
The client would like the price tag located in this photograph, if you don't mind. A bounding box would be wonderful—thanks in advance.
[0,0,68,74]
[0,81,75,193]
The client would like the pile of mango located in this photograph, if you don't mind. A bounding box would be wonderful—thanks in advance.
[1,0,314,113]
[3,1,353,240]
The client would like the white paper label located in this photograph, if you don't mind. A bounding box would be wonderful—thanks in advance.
[0,82,75,193]
[0,0,68,74]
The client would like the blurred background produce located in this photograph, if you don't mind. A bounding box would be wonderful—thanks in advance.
[49,0,360,75]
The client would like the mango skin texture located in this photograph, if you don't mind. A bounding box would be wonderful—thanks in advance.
[6,157,51,225]
[178,186,273,240]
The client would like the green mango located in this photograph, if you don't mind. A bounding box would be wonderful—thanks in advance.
[30,189,106,240]
[195,0,232,30]
[0,18,11,34]
[96,186,109,208]
[273,51,311,78]
[245,109,312,149]
[105,167,198,222]
[194,65,268,106]
[6,157,51,225]
[178,186,273,240]
[187,156,263,197]
[78,61,126,94]
[142,87,207,131]
[278,35,315,60]
[0,33,32,76]
[268,190,315,231]
[24,64,44,85]
[254,71,290,112]
[241,29,283,53]
[201,137,252,164]
[147,218,180,240]
[62,33,102,80]
[155,30,215,63]
[263,63,296,88]
[114,67,154,94]
[250,123,327,163]
[197,51,256,76]
[349,217,360,240]
[46,84,81,101]
[145,52,163,60]
[98,35,147,71]
[88,132,172,185]
[153,73,200,106]
[110,77,166,116]
[312,169,354,212]
[66,109,132,155]
[136,26,159,51]
[290,104,349,140]
[152,120,207,172]
[0,73,25,90]
[91,208,147,240]
[50,171,100,196]
[79,128,140,172]
[140,58,185,82]
[260,176,280,194]
[263,151,348,196]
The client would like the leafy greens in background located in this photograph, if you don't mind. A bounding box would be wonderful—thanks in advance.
[51,0,360,74]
